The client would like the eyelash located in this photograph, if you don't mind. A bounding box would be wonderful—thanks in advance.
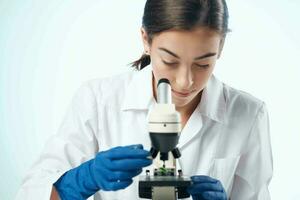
[162,61,209,68]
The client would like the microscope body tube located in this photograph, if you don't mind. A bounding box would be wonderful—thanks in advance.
[157,79,172,104]
[148,79,181,160]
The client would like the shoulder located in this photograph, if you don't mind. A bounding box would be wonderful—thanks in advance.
[224,83,264,109]
[220,79,266,124]
[78,69,137,106]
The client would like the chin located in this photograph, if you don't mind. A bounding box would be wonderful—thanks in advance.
[173,99,192,108]
[172,92,201,110]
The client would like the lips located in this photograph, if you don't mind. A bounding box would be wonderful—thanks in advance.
[172,89,193,97]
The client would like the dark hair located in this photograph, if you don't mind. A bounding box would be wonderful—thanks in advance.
[130,0,230,70]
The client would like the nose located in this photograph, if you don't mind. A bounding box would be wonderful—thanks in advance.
[175,67,193,90]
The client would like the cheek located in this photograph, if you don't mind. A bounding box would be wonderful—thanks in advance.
[152,63,173,83]
[193,69,214,88]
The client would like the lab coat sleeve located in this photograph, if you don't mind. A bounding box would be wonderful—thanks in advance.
[230,102,273,200]
[15,82,100,200]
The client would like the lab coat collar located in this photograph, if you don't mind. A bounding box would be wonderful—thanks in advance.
[199,75,226,123]
[121,65,226,124]
[121,65,154,111]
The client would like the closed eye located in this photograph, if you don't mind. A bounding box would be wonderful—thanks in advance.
[195,64,210,68]
[163,60,209,68]
[162,60,179,66]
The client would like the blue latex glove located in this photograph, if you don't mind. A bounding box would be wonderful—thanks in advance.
[187,175,227,200]
[53,144,152,200]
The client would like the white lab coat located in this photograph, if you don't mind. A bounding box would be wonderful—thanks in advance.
[15,65,273,200]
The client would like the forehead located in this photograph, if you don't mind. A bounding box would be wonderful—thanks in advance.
[151,27,221,53]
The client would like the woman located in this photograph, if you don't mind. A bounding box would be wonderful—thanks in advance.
[16,0,273,199]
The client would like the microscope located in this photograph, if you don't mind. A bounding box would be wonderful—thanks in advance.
[139,78,191,200]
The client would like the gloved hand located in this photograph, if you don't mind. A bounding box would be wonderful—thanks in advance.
[53,144,152,200]
[187,175,227,200]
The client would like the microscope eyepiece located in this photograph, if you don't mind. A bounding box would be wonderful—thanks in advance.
[157,78,170,86]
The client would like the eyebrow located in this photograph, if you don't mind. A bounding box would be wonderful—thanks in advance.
[158,47,217,60]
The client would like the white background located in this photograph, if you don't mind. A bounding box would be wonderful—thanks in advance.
[0,0,299,199]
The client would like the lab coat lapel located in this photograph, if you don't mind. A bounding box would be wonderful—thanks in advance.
[178,101,203,149]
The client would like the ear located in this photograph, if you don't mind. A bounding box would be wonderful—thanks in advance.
[141,27,150,53]
[217,37,225,59]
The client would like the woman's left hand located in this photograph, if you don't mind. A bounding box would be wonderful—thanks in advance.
[187,175,227,200]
